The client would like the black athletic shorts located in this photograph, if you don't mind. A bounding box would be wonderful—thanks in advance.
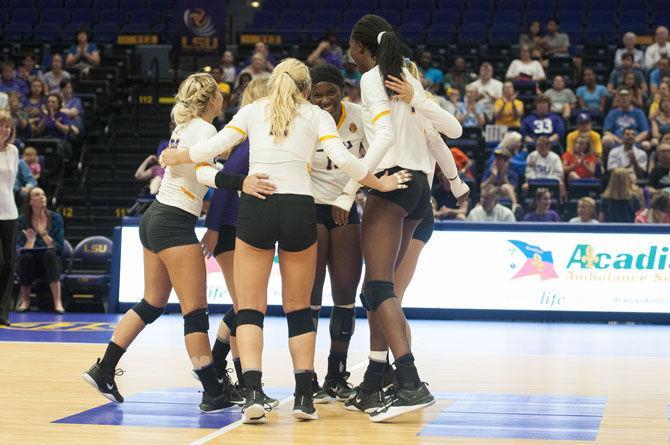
[315,203,359,231]
[139,200,199,253]
[368,166,431,220]
[412,207,434,243]
[237,193,317,252]
[213,224,237,257]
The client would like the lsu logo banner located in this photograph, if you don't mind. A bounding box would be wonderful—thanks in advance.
[177,1,226,54]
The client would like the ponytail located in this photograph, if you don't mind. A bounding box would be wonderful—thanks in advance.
[267,58,310,143]
[351,14,403,97]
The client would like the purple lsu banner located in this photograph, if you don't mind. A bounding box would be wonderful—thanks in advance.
[176,0,226,54]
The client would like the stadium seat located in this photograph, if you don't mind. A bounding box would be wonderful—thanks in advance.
[3,23,33,41]
[92,23,120,44]
[459,23,487,43]
[557,10,583,27]
[376,10,400,26]
[568,179,603,199]
[493,11,522,27]
[527,179,561,198]
[40,9,70,25]
[248,10,278,29]
[92,0,119,9]
[400,23,426,45]
[11,9,40,25]
[119,0,146,11]
[403,11,431,26]
[99,9,129,26]
[489,24,518,44]
[462,9,490,27]
[64,0,91,8]
[382,0,406,10]
[68,8,98,27]
[129,9,161,28]
[427,23,457,45]
[41,0,64,8]
[432,9,460,26]
[354,0,378,12]
[62,236,113,311]
[308,10,341,28]
[33,23,62,42]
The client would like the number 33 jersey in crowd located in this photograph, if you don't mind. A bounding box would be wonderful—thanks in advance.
[311,101,366,205]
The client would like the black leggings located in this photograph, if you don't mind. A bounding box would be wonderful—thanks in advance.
[16,250,61,286]
[0,219,18,320]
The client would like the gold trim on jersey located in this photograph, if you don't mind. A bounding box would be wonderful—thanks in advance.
[336,103,347,130]
[372,109,391,124]
[194,162,211,170]
[225,125,247,136]
[180,187,196,200]
[319,134,338,142]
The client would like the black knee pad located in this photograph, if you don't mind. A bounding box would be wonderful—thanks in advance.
[286,307,316,338]
[131,299,164,324]
[361,281,396,311]
[183,308,209,335]
[236,309,264,329]
[310,306,320,330]
[223,308,236,335]
[330,305,355,342]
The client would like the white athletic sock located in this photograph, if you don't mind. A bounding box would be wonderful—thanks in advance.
[369,350,388,363]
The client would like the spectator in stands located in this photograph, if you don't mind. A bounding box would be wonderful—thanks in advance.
[467,186,516,222]
[544,75,577,119]
[519,20,544,58]
[541,18,569,58]
[486,131,527,177]
[505,45,546,81]
[7,92,28,140]
[442,87,461,115]
[607,53,647,95]
[649,56,670,96]
[569,197,599,223]
[649,143,670,193]
[494,82,524,128]
[645,26,670,70]
[417,51,444,88]
[444,57,477,96]
[432,170,468,220]
[566,112,603,159]
[521,95,566,143]
[33,94,71,140]
[0,92,7,110]
[343,79,361,104]
[220,50,237,84]
[451,146,474,179]
[307,32,343,69]
[22,146,40,181]
[17,52,44,85]
[341,55,361,83]
[22,79,46,121]
[524,188,561,222]
[649,81,670,119]
[622,71,645,109]
[60,79,84,134]
[651,99,670,149]
[13,156,36,203]
[43,54,70,95]
[602,89,650,151]
[240,52,272,80]
[635,191,670,223]
[65,28,100,76]
[615,32,645,69]
[15,187,65,313]
[481,146,520,210]
[607,127,648,178]
[562,134,598,181]
[135,154,163,195]
[0,62,28,98]
[524,136,566,201]
[245,41,276,70]
[576,67,608,114]
[468,62,503,119]
[600,167,642,222]
[456,85,486,128]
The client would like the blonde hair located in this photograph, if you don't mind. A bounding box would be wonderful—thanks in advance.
[498,131,522,150]
[0,110,16,147]
[267,58,310,143]
[23,146,37,156]
[241,75,270,107]
[602,167,636,200]
[404,59,437,102]
[575,134,592,153]
[578,197,597,219]
[171,73,219,125]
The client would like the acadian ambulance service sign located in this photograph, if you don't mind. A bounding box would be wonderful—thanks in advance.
[116,225,670,313]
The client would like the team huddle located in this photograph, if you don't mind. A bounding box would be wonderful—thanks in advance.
[81,14,469,424]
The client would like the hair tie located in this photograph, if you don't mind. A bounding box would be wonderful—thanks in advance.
[377,31,386,44]
[177,99,190,106]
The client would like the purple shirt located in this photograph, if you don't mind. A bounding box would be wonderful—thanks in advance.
[520,113,566,140]
[205,140,249,229]
[42,111,70,139]
[523,210,561,222]
[0,77,28,97]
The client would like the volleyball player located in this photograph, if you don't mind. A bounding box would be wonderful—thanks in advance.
[199,76,278,408]
[160,58,410,424]
[82,73,276,413]
[307,64,364,403]
[333,15,467,422]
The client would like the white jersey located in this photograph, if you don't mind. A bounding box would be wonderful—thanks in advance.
[156,118,217,217]
[311,102,366,205]
[188,98,368,196]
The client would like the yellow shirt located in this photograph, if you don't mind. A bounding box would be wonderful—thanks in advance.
[566,130,603,158]
[494,98,523,127]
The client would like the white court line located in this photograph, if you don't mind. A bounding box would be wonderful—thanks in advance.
[189,359,369,445]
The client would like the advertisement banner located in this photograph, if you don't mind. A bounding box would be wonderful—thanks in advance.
[176,1,226,54]
[116,225,670,313]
